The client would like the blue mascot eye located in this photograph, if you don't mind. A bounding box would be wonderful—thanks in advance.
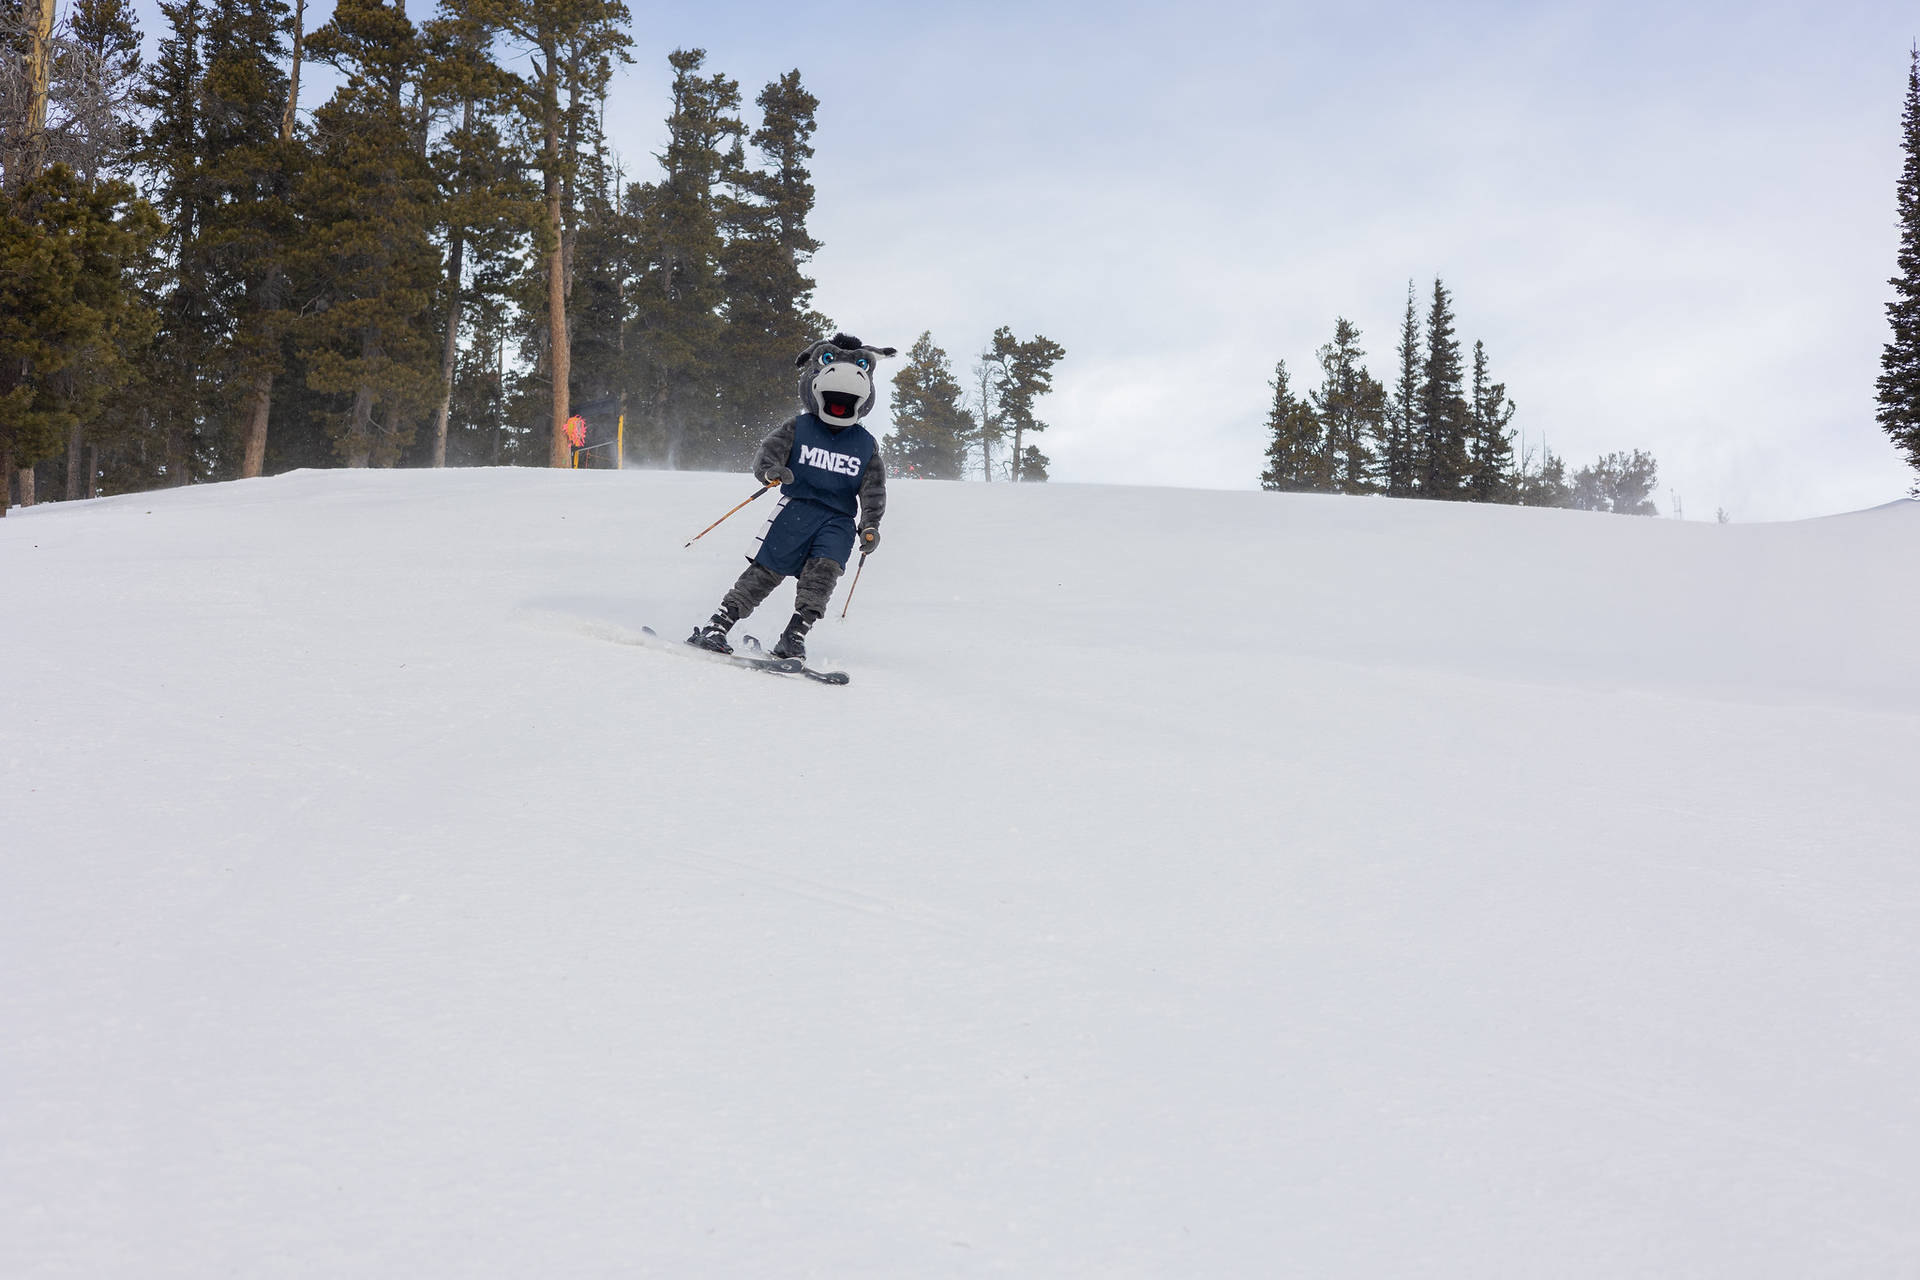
[818,351,834,365]
[856,356,869,370]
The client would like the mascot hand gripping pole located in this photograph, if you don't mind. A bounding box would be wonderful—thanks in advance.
[689,333,897,662]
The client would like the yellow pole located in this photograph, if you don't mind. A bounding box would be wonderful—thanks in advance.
[616,412,625,469]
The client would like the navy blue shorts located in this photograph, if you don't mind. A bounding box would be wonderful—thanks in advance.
[749,495,856,576]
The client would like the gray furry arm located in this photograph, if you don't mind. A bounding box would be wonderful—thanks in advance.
[752,419,797,482]
[858,455,887,528]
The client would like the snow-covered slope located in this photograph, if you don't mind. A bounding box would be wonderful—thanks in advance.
[4,469,1917,1277]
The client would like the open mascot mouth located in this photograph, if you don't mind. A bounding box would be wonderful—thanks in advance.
[821,391,860,419]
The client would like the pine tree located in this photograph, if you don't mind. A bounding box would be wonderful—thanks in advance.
[1878,44,1920,482]
[469,0,632,469]
[1464,339,1516,503]
[1415,277,1469,497]
[296,0,439,467]
[565,130,637,463]
[420,10,531,467]
[886,331,972,479]
[132,0,215,488]
[1381,281,1420,497]
[1259,359,1321,492]
[628,47,741,468]
[1571,449,1659,515]
[0,166,160,514]
[198,0,294,479]
[716,70,827,455]
[1312,317,1384,494]
[984,326,1065,482]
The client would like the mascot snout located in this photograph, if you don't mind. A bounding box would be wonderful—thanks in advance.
[797,333,897,429]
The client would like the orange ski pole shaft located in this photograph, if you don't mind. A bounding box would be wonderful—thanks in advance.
[684,481,777,548]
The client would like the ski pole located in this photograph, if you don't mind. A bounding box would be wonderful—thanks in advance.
[840,551,868,619]
[684,480,778,548]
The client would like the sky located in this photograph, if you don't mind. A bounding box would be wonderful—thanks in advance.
[131,0,1920,519]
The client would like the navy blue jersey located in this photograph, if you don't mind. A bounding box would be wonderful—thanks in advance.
[781,413,876,518]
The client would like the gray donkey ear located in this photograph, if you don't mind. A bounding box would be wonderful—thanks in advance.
[794,347,815,369]
[876,347,898,358]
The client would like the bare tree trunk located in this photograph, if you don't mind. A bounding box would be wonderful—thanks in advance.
[1,0,57,518]
[22,0,57,181]
[975,363,995,482]
[236,0,303,481]
[167,416,191,486]
[491,333,504,465]
[1012,423,1024,482]
[543,46,571,469]
[66,417,84,499]
[346,387,374,468]
[659,385,678,469]
[545,187,570,468]
[281,0,305,142]
[240,369,274,477]
[87,443,97,497]
[346,329,375,468]
[431,235,463,468]
[430,97,473,469]
[380,398,403,465]
[1,446,11,516]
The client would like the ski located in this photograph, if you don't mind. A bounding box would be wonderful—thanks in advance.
[741,635,852,686]
[639,626,804,675]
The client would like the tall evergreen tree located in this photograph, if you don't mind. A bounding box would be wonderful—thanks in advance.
[0,166,159,515]
[628,47,740,468]
[27,0,146,499]
[1464,339,1516,503]
[1877,44,1920,482]
[198,0,294,479]
[133,0,215,487]
[1382,281,1420,497]
[984,325,1065,482]
[296,0,438,467]
[1259,359,1321,492]
[1415,277,1469,497]
[468,0,632,468]
[886,330,972,479]
[717,70,827,453]
[421,8,533,468]
[1312,317,1385,494]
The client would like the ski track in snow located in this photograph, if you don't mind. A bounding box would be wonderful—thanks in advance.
[3,467,1919,1278]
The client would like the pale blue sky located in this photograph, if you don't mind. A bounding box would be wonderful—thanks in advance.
[130,0,1919,518]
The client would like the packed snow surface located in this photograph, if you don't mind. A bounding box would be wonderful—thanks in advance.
[4,468,1918,1277]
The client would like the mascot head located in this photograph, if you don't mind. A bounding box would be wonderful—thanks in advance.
[796,333,897,430]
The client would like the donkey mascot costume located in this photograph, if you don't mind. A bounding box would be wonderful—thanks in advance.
[689,333,895,661]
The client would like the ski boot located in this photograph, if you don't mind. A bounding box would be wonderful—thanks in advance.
[687,611,736,655]
[769,613,812,662]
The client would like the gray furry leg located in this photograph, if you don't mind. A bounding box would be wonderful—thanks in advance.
[718,562,784,625]
[792,556,846,623]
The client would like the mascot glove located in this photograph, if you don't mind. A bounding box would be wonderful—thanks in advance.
[858,525,881,555]
[759,465,795,486]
